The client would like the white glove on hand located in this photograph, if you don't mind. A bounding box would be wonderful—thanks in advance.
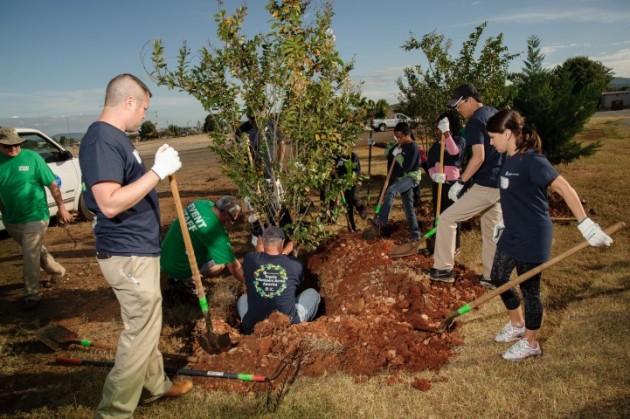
[438,117,450,134]
[493,222,505,243]
[577,217,613,247]
[448,179,465,202]
[151,144,182,180]
[431,172,446,184]
[392,146,402,156]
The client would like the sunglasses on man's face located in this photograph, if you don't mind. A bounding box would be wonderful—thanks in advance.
[1,143,21,149]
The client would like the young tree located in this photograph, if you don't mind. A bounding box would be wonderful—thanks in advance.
[149,0,365,251]
[513,38,606,164]
[397,22,519,136]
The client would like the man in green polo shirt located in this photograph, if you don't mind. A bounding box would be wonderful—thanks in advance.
[0,127,73,310]
[161,196,245,289]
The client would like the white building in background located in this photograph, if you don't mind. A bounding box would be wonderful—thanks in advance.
[599,91,630,110]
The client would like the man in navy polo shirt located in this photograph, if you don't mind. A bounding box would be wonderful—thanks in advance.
[80,73,190,418]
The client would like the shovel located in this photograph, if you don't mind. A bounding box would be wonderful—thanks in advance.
[418,221,625,333]
[169,175,232,354]
[362,159,396,240]
[390,134,447,258]
[56,357,268,382]
[35,324,198,363]
[374,158,396,215]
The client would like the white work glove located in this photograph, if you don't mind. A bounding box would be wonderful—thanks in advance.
[493,222,505,243]
[431,172,446,184]
[448,179,465,202]
[577,217,613,247]
[438,117,450,134]
[151,144,182,180]
[392,146,402,156]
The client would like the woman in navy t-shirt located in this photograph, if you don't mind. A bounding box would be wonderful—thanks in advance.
[486,109,612,361]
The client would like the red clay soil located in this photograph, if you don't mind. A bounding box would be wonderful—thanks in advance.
[187,222,486,394]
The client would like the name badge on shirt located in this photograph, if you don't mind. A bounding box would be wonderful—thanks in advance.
[133,150,142,164]
[500,175,509,190]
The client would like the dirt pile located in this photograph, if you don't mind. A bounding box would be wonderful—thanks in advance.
[189,228,485,393]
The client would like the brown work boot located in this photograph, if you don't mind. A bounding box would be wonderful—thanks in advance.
[163,380,193,397]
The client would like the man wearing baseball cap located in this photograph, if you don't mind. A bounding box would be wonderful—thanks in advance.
[0,127,72,310]
[161,195,245,288]
[429,84,503,287]
[237,226,320,334]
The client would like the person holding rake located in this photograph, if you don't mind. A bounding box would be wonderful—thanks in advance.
[486,109,612,361]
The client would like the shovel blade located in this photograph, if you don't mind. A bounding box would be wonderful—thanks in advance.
[198,332,232,355]
[35,325,79,351]
[389,241,421,258]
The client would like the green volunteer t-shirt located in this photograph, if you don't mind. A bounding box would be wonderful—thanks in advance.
[0,149,56,224]
[160,200,236,280]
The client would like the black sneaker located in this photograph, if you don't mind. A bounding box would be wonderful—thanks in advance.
[478,275,496,290]
[430,268,454,283]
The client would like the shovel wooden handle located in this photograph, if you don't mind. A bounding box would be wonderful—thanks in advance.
[169,175,211,321]
[435,133,447,219]
[375,159,396,214]
[72,340,198,363]
[452,221,626,317]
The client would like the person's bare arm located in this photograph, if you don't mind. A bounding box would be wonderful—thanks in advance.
[91,172,160,219]
[460,143,484,182]
[282,240,295,256]
[549,175,587,222]
[227,259,245,283]
[48,182,73,224]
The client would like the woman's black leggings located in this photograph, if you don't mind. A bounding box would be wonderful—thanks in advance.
[490,248,544,330]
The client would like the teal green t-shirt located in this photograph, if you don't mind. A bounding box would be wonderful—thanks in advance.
[0,149,56,224]
[160,200,236,279]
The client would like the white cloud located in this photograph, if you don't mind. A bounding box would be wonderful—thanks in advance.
[490,8,630,24]
[541,43,591,56]
[595,48,630,77]
[351,66,408,103]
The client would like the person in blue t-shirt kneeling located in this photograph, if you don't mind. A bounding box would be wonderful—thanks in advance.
[237,226,320,334]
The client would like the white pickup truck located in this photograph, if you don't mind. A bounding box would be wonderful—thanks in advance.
[370,113,416,132]
[0,128,93,231]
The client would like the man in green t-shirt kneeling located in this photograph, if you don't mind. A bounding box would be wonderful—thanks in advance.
[161,196,245,294]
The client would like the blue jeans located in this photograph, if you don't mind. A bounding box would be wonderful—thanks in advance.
[237,288,321,323]
[378,176,421,239]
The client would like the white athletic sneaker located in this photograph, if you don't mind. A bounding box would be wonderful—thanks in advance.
[502,339,542,361]
[494,322,526,342]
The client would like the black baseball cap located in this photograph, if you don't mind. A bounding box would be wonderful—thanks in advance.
[447,84,482,108]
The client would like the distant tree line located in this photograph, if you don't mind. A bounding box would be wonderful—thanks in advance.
[137,120,200,141]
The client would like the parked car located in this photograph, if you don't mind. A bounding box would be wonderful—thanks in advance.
[0,128,93,231]
[370,113,416,132]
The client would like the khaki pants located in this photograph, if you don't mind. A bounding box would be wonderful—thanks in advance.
[95,255,171,419]
[5,220,64,302]
[433,184,502,280]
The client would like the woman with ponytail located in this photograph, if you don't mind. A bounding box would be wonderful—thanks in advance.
[485,109,612,361]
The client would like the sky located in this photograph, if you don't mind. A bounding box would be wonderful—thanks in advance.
[1,0,629,136]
